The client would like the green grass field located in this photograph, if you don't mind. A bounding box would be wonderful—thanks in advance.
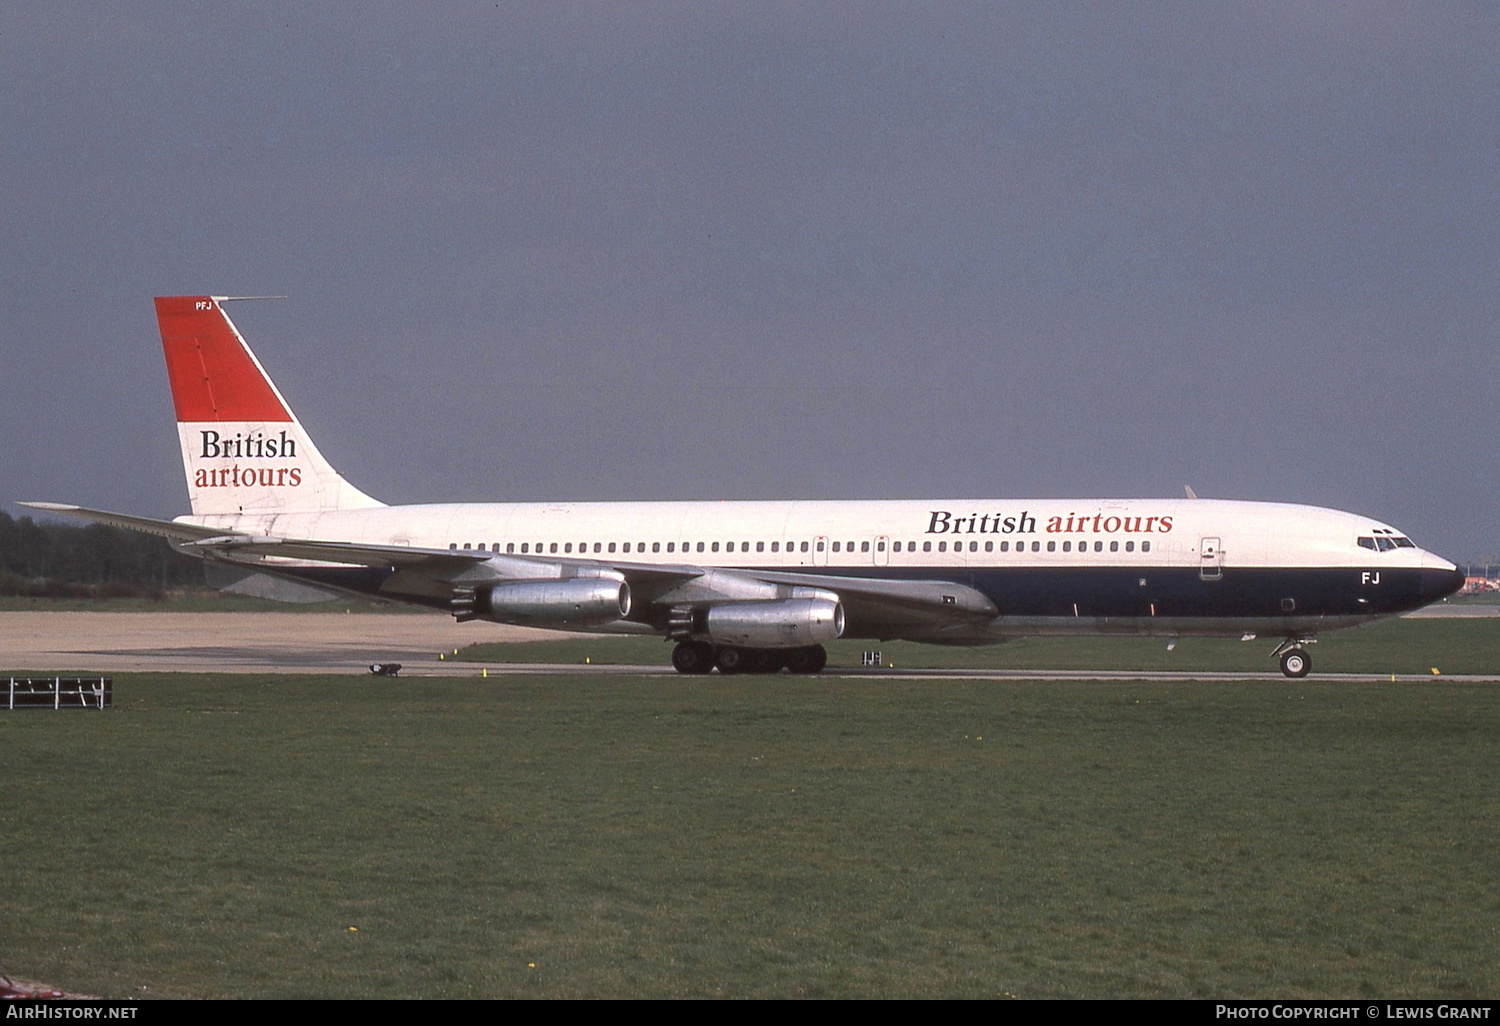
[3,667,1497,998]
[463,615,1500,676]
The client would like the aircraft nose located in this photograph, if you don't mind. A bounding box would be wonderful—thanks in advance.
[1418,562,1466,604]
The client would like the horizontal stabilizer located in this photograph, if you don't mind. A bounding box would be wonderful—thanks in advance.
[181,534,494,570]
[18,502,240,543]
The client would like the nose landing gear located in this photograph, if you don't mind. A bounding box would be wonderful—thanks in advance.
[1272,638,1316,678]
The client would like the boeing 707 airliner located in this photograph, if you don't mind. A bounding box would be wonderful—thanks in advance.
[24,296,1465,677]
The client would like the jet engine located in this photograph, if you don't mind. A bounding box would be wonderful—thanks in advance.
[470,574,631,628]
[704,597,845,649]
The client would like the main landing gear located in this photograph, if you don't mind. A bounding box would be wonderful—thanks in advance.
[671,641,827,675]
[1272,638,1315,678]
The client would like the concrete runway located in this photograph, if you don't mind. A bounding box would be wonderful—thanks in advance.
[0,611,561,676]
[1403,603,1500,617]
[2,608,1496,682]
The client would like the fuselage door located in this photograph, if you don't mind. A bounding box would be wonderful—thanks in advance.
[873,535,890,567]
[1200,537,1223,581]
[813,535,830,567]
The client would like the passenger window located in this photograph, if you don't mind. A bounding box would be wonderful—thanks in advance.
[923,541,932,552]
[1125,541,1134,552]
[1047,541,1056,552]
[1095,541,1103,552]
[1110,541,1119,552]
[800,541,809,553]
[832,542,841,553]
[520,543,528,554]
[862,541,870,553]
[1032,541,1041,552]
[938,541,947,552]
[969,541,977,552]
[1062,541,1071,552]
[757,541,765,552]
[771,541,779,553]
[549,543,558,553]
[463,542,471,550]
[608,542,616,553]
[697,542,705,553]
[653,542,661,553]
[506,543,515,554]
[1000,541,1009,552]
[1142,541,1151,553]
[565,543,573,553]
[667,542,675,553]
[876,541,884,552]
[622,543,631,553]
[985,541,993,552]
[816,540,825,552]
[593,542,602,553]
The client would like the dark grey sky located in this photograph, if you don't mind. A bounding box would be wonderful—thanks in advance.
[4,3,1497,559]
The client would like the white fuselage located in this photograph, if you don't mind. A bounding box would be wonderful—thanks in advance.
[179,497,1447,575]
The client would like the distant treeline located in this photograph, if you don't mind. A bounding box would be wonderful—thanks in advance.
[0,510,204,599]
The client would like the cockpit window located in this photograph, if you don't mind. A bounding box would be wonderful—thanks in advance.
[1359,535,1416,552]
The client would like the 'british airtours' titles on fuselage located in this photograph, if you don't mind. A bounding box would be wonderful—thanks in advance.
[193,429,302,489]
[925,510,1175,536]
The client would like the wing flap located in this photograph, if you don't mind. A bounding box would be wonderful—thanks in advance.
[741,569,999,623]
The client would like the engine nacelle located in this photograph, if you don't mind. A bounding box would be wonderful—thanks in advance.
[705,598,845,649]
[476,575,631,629]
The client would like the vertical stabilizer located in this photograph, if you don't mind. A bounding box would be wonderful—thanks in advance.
[155,296,384,516]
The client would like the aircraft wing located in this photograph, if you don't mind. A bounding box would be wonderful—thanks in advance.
[20,504,494,571]
[22,503,704,582]
[178,534,497,570]
[178,535,705,585]
[736,568,998,637]
[22,503,990,637]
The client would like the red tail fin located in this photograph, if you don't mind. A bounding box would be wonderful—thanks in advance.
[154,296,382,517]
[156,296,292,423]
